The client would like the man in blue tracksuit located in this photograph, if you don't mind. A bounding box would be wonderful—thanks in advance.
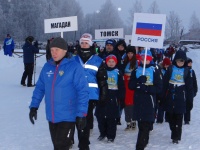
[29,37,89,150]
[3,34,15,57]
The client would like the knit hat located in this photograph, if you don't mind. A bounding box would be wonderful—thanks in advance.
[187,57,192,63]
[163,57,171,66]
[50,37,68,50]
[126,45,136,55]
[106,54,118,64]
[105,39,115,47]
[26,36,34,43]
[140,50,153,61]
[116,40,127,50]
[79,33,93,46]
[173,50,187,61]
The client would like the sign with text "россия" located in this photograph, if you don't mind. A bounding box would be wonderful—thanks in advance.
[131,13,166,48]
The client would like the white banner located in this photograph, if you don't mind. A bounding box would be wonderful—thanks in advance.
[95,28,124,39]
[131,13,166,48]
[44,16,78,33]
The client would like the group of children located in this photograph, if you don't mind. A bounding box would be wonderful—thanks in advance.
[93,39,197,150]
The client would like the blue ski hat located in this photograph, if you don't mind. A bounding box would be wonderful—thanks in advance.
[140,50,153,61]
[105,39,115,47]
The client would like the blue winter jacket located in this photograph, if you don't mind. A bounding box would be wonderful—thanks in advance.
[29,58,89,123]
[23,42,39,63]
[3,37,14,53]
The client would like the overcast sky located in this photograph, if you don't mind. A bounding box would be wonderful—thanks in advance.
[77,0,200,32]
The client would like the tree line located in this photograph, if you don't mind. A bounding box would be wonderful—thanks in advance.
[0,0,199,43]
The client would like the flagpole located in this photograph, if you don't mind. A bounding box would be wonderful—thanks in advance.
[142,47,148,75]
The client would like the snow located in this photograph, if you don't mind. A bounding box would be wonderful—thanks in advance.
[0,49,200,150]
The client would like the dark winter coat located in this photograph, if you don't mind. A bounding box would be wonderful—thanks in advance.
[95,68,125,118]
[162,50,193,114]
[189,67,198,97]
[129,64,163,122]
[162,65,193,114]
[23,41,39,63]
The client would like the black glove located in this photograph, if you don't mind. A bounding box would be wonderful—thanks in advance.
[76,117,87,130]
[137,75,147,84]
[137,83,147,91]
[29,107,38,124]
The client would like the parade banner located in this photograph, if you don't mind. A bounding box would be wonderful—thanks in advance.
[95,28,124,39]
[131,13,166,48]
[44,16,78,34]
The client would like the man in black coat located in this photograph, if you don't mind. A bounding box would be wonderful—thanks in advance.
[73,33,108,150]
[21,36,39,87]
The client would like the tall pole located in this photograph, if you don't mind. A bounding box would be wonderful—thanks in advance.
[142,48,148,75]
[33,53,36,85]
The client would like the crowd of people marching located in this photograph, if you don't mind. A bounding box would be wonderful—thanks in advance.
[27,33,198,150]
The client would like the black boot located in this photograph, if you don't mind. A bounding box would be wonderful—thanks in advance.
[116,118,121,125]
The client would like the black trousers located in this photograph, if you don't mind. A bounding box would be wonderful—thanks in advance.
[184,100,193,122]
[49,121,75,150]
[21,63,34,86]
[167,113,183,141]
[96,117,117,139]
[136,121,152,150]
[76,100,96,150]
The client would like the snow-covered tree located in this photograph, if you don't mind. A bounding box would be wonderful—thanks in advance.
[148,0,160,14]
[0,0,84,42]
[165,11,182,41]
[189,11,200,32]
[126,0,143,34]
[96,0,123,29]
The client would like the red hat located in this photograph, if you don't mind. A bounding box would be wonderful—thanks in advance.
[163,57,171,66]
[106,55,118,64]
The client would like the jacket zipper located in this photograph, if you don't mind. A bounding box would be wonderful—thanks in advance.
[51,64,59,123]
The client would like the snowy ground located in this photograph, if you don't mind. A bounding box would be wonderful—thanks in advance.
[0,49,200,150]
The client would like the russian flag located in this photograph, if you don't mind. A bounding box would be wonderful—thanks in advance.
[136,22,162,36]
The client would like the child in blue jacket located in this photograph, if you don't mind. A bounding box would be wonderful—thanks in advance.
[129,50,163,150]
[163,50,193,144]
[184,57,198,124]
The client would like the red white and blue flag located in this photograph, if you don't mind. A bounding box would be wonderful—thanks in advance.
[135,22,162,36]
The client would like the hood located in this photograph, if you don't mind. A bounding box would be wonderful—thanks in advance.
[172,50,187,65]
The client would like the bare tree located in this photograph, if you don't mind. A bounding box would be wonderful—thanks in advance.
[165,11,182,41]
[148,0,160,14]
[126,0,143,34]
[97,0,123,29]
[0,0,84,42]
[189,11,200,32]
